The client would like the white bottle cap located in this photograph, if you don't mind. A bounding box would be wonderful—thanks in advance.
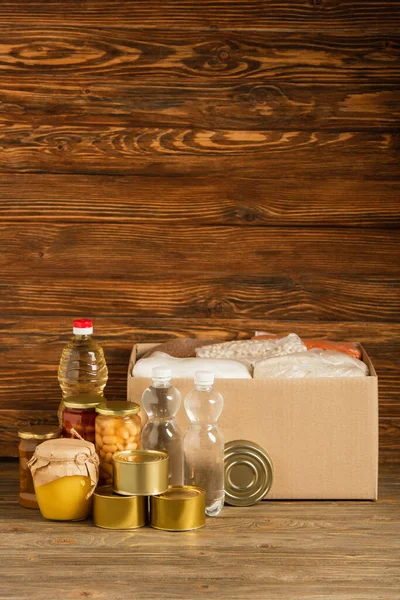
[152,367,172,380]
[194,370,214,386]
[73,318,93,336]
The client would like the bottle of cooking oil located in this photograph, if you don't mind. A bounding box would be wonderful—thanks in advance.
[58,319,108,422]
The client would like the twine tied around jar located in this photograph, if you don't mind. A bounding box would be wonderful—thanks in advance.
[28,432,99,499]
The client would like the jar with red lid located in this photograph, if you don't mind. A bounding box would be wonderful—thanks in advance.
[62,394,102,444]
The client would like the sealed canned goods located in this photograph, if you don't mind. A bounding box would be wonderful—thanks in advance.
[113,449,168,496]
[62,394,102,444]
[150,486,205,531]
[95,401,141,486]
[224,439,273,506]
[93,486,147,529]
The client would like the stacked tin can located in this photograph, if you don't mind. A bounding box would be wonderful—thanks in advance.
[94,448,205,531]
[93,442,206,531]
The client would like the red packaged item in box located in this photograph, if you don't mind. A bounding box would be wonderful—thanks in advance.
[252,332,362,359]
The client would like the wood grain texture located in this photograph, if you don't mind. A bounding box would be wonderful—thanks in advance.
[2,29,399,83]
[1,224,399,276]
[0,125,397,176]
[0,175,399,227]
[0,225,398,321]
[4,81,399,131]
[1,461,400,599]
[2,1,400,32]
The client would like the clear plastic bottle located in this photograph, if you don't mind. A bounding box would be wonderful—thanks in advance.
[183,371,224,517]
[58,319,108,422]
[141,367,183,486]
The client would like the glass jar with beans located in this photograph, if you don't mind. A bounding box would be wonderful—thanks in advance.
[95,401,141,486]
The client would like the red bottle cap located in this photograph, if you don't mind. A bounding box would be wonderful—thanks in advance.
[73,319,93,329]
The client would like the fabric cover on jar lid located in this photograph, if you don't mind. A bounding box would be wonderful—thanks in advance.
[28,437,99,497]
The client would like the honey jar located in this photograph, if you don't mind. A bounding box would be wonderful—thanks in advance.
[28,437,99,521]
[18,425,61,509]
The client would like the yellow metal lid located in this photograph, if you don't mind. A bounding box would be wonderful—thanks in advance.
[96,401,140,416]
[18,425,61,441]
[62,394,104,409]
[150,486,206,531]
[224,440,273,506]
[93,485,147,529]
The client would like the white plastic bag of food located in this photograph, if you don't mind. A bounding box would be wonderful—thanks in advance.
[133,352,252,379]
[253,349,369,379]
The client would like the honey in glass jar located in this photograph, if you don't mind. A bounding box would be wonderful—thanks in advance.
[18,425,61,509]
[28,437,99,521]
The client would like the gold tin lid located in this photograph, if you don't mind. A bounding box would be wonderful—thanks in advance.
[113,450,169,496]
[150,486,206,531]
[93,485,147,529]
[18,425,61,441]
[96,401,140,416]
[62,394,104,410]
[224,440,273,506]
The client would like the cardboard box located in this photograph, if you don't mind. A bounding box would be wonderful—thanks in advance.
[127,342,378,500]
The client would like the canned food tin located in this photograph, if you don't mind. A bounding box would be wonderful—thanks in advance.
[93,485,147,529]
[224,440,273,506]
[113,449,169,496]
[150,486,206,531]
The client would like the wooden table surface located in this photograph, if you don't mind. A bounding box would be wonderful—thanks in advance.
[1,462,399,600]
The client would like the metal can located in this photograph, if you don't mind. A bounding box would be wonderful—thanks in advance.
[93,485,147,529]
[113,449,169,496]
[150,486,206,531]
[224,439,273,506]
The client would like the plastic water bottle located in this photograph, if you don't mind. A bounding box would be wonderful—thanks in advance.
[141,367,183,485]
[183,371,224,516]
[58,319,108,399]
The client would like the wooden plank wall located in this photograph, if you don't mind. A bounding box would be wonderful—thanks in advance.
[0,1,399,458]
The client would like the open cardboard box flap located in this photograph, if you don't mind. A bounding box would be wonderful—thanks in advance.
[127,342,378,500]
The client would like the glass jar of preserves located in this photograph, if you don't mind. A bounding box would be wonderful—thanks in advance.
[62,394,102,443]
[18,425,61,509]
[95,401,141,486]
[28,437,99,521]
